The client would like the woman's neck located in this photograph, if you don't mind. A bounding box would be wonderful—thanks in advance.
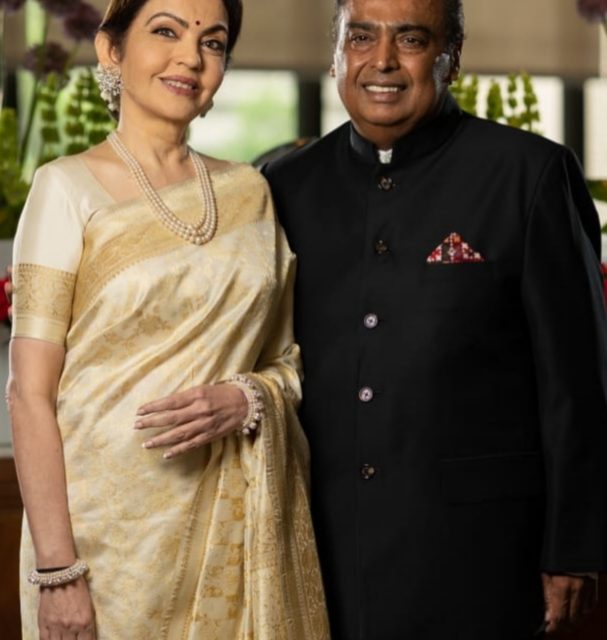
[115,113,191,174]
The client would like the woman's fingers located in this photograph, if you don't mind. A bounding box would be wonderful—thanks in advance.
[137,386,209,416]
[142,417,217,453]
[137,383,248,456]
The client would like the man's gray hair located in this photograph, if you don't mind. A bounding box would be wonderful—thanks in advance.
[332,0,465,52]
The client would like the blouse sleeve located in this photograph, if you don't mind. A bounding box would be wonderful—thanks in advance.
[11,162,87,346]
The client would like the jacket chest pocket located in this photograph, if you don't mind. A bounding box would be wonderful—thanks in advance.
[415,263,497,311]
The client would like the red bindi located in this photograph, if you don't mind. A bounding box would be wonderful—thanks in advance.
[196,20,200,25]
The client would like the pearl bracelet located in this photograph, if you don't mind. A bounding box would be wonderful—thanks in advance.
[226,374,264,435]
[28,559,89,588]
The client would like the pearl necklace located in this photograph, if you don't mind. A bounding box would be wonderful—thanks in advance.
[107,132,217,245]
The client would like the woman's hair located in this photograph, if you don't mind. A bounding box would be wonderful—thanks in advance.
[99,0,244,63]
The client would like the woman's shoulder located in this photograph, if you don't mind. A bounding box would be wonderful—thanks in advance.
[33,146,107,193]
[28,147,115,222]
[33,153,85,183]
[200,155,266,187]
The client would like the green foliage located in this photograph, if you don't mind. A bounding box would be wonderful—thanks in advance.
[0,110,31,238]
[0,68,115,238]
[450,74,479,116]
[588,180,607,204]
[62,68,114,157]
[451,71,541,133]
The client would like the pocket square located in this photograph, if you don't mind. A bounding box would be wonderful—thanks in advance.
[426,232,485,264]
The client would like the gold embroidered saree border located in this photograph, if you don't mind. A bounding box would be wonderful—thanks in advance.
[71,169,269,322]
[160,377,329,640]
[12,263,76,345]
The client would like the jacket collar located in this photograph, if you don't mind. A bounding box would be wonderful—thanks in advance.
[349,92,462,166]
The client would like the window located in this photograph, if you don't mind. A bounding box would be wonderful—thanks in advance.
[189,70,298,163]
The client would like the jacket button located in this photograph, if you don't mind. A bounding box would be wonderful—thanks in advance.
[361,464,377,480]
[358,387,374,402]
[378,176,395,191]
[374,240,389,255]
[363,313,379,329]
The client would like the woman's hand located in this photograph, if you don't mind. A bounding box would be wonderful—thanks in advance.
[39,576,96,639]
[135,383,248,459]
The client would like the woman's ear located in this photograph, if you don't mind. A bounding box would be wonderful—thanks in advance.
[95,30,120,68]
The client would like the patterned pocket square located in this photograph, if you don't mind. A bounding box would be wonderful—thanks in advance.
[426,232,485,264]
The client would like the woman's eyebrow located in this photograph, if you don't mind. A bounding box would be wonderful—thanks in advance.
[145,12,189,29]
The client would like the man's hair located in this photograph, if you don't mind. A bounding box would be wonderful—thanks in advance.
[331,0,465,52]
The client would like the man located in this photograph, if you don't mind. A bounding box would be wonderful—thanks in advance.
[20,0,600,636]
[262,0,607,638]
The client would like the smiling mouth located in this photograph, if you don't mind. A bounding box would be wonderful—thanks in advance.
[162,78,200,92]
[364,85,403,94]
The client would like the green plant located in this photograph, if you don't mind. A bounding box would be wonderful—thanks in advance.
[0,109,30,237]
[451,71,541,133]
[0,0,115,237]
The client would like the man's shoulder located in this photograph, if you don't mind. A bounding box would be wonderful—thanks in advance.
[458,112,565,162]
[263,123,349,186]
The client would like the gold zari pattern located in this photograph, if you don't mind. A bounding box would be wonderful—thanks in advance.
[12,263,76,344]
[13,157,330,639]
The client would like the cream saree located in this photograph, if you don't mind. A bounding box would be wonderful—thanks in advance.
[12,156,329,639]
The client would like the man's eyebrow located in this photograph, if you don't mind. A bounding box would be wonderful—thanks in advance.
[346,21,433,37]
[395,23,433,37]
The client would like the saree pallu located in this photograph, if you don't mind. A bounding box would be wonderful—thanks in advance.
[12,156,330,639]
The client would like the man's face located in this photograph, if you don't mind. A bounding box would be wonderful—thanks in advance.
[333,0,459,149]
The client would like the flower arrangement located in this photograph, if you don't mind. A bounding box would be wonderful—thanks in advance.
[0,0,114,237]
[577,0,607,31]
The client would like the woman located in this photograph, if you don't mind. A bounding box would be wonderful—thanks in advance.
[8,0,329,638]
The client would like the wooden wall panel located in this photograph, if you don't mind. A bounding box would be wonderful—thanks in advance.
[565,576,607,640]
[2,0,603,77]
[0,458,22,640]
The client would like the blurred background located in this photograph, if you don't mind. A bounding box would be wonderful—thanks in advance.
[0,0,606,637]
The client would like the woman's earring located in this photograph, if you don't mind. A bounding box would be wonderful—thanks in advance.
[95,63,122,113]
[329,64,336,78]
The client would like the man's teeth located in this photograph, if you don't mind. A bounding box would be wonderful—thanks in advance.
[366,85,400,93]
[166,80,195,90]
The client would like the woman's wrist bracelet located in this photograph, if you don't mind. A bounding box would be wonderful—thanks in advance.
[225,374,264,435]
[28,559,89,587]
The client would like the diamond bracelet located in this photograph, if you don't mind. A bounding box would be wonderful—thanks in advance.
[226,374,264,435]
[28,559,89,588]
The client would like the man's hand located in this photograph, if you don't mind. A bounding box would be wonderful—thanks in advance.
[134,383,248,459]
[542,572,597,634]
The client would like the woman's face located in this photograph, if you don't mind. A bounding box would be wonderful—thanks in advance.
[112,0,229,125]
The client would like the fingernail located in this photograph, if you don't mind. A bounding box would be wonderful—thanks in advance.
[134,421,142,429]
[136,408,145,416]
[142,441,152,449]
[163,452,173,460]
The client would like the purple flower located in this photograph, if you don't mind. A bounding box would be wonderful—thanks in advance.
[37,0,77,17]
[24,42,69,78]
[577,0,607,22]
[63,2,102,42]
[0,0,26,12]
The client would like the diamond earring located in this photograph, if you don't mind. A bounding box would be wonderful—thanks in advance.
[95,63,122,113]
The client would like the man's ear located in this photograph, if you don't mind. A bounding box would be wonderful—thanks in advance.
[94,30,120,68]
[448,43,462,83]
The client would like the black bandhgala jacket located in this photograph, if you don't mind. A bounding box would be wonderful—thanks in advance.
[263,95,607,640]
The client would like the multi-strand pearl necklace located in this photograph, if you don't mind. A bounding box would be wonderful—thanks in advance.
[107,132,217,245]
